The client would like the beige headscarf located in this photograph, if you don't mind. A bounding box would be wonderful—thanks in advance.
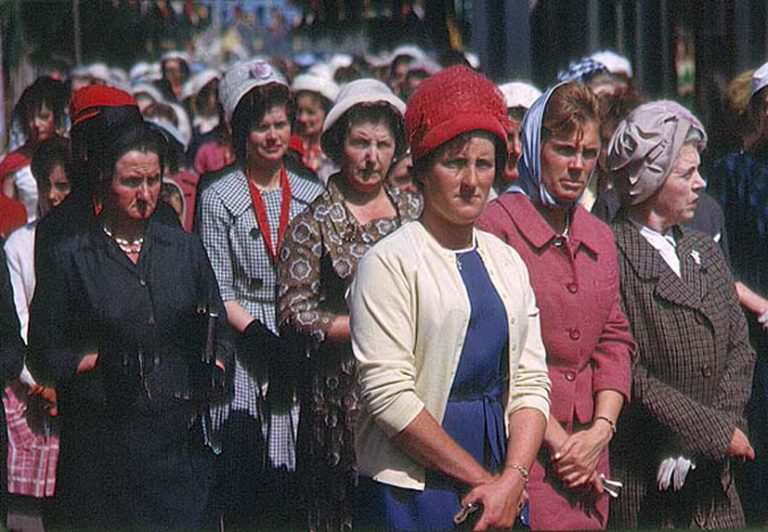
[607,100,707,206]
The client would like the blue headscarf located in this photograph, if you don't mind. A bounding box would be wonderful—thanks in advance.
[507,81,591,208]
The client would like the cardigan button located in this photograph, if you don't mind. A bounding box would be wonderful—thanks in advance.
[566,282,578,294]
[568,328,581,341]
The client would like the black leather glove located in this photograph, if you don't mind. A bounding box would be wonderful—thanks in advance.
[240,319,284,359]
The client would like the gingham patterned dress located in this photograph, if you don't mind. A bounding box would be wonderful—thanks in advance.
[198,167,323,469]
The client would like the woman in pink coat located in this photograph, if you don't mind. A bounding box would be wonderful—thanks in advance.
[477,81,635,529]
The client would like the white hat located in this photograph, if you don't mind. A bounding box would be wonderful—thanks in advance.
[181,69,220,100]
[219,60,287,123]
[365,52,391,69]
[322,78,405,134]
[147,117,188,151]
[464,52,480,70]
[110,67,129,90]
[391,44,426,62]
[590,50,633,78]
[131,83,165,104]
[752,62,768,98]
[497,81,542,110]
[129,62,151,83]
[307,62,334,81]
[161,50,191,66]
[329,54,353,72]
[88,62,111,84]
[292,73,340,103]
[407,57,441,76]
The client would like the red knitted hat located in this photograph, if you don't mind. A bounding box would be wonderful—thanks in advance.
[405,66,509,161]
[70,85,137,126]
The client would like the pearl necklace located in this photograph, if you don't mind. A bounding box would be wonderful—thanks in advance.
[103,224,144,255]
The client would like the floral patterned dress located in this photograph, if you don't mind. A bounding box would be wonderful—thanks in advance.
[278,174,421,531]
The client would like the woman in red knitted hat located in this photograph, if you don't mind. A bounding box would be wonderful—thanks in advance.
[477,81,634,529]
[349,65,551,530]
[278,78,422,531]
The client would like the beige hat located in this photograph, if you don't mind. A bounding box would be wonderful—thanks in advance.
[322,78,405,134]
[219,60,287,123]
[291,73,340,103]
[607,100,707,206]
[497,81,542,110]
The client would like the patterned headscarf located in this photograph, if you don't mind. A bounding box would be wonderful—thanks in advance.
[607,100,707,206]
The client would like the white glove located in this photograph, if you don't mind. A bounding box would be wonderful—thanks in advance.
[656,457,676,491]
[758,310,768,330]
[672,456,695,491]
[657,456,696,491]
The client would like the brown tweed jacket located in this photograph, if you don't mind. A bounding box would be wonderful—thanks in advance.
[609,217,755,529]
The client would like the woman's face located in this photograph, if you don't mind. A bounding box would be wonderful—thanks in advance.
[38,163,71,217]
[29,102,55,144]
[341,119,396,193]
[502,117,523,182]
[651,143,706,227]
[107,150,161,222]
[540,120,600,203]
[248,105,291,165]
[295,92,326,140]
[422,133,496,228]
[164,59,184,85]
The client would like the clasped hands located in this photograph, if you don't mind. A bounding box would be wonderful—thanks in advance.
[460,471,527,531]
[549,422,613,493]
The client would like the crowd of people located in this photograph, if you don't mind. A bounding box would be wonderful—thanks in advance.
[0,41,767,532]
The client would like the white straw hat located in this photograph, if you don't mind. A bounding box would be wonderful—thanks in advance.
[219,60,287,123]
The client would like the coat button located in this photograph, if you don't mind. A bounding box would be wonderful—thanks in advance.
[553,237,565,248]
[139,279,146,287]
[702,365,713,377]
[566,282,578,294]
[564,371,576,381]
[568,328,581,341]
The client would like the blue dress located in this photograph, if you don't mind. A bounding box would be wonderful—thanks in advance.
[356,248,509,530]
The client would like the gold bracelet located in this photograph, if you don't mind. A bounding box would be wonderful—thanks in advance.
[594,415,617,434]
[506,463,530,484]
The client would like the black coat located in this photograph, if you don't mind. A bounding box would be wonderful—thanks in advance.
[28,210,232,413]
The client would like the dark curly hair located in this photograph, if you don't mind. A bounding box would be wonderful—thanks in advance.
[230,83,294,165]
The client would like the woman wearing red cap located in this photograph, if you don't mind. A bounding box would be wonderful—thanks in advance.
[278,78,421,530]
[477,82,634,529]
[349,65,550,530]
[29,122,231,530]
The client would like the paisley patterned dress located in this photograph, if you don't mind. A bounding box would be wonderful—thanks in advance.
[278,174,421,531]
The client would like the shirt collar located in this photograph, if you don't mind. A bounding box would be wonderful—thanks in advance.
[503,194,601,254]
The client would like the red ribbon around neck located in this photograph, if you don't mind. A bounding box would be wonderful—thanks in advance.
[247,166,291,265]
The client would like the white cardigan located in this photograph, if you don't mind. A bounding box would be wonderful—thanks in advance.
[349,220,550,490]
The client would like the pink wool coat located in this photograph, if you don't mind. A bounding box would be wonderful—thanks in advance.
[477,193,634,530]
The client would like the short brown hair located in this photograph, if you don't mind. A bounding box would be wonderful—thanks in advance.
[542,82,600,142]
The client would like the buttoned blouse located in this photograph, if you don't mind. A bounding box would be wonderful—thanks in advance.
[477,193,633,426]
[199,168,323,331]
